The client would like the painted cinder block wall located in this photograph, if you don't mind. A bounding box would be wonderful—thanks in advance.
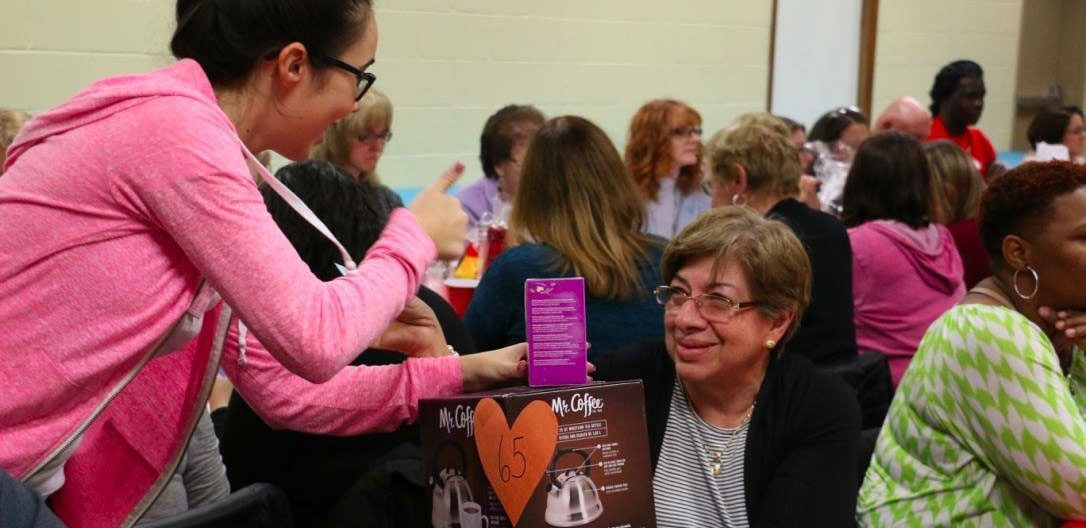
[870,0,1024,151]
[1,1,1030,190]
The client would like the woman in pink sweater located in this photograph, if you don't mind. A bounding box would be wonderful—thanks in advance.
[841,132,966,386]
[0,1,525,524]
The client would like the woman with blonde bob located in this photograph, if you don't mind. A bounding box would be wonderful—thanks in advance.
[626,99,711,238]
[312,88,394,185]
[704,113,857,367]
[465,115,666,358]
[925,139,989,288]
[595,206,860,526]
[0,108,31,175]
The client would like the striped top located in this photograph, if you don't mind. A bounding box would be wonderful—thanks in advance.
[653,378,750,527]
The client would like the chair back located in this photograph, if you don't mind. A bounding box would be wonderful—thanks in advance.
[823,349,894,429]
[857,427,880,487]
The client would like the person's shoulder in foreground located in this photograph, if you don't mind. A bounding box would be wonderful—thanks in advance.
[859,304,1086,525]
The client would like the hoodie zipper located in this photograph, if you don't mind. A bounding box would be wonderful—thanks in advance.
[121,305,231,527]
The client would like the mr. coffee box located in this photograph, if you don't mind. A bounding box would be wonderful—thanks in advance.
[525,277,588,387]
[421,381,656,528]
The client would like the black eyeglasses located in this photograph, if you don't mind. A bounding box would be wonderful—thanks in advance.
[654,285,759,323]
[320,56,376,102]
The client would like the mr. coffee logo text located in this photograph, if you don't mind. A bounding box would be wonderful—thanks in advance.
[551,392,604,419]
[438,404,475,437]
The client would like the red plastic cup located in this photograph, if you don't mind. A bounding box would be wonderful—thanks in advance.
[482,225,506,273]
[444,278,479,318]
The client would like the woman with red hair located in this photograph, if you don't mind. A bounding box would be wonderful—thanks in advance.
[625,99,710,238]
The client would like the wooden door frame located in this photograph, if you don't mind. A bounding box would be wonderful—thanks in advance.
[767,0,778,111]
[858,0,879,118]
[768,0,880,116]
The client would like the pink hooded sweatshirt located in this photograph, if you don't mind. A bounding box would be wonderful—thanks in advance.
[849,220,965,385]
[0,59,458,502]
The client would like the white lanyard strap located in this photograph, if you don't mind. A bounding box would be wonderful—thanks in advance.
[240,146,359,275]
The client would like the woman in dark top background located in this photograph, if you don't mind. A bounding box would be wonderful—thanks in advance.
[703,113,857,366]
[465,115,665,359]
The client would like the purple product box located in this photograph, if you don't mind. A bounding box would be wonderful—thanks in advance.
[524,277,588,387]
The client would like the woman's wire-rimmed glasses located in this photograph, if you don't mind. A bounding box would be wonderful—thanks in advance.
[654,285,759,323]
[320,56,376,102]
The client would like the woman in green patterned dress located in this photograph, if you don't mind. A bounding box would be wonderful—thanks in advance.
[858,160,1086,526]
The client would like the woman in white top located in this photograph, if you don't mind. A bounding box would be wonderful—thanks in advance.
[1023,106,1086,164]
[625,99,710,239]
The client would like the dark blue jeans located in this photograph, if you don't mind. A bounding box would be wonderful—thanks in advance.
[0,469,65,527]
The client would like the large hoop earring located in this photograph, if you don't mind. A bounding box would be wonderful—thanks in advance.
[731,194,746,206]
[1013,266,1039,300]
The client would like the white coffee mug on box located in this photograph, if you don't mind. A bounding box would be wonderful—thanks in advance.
[459,501,489,528]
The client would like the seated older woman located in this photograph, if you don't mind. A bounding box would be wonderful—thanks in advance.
[595,206,861,527]
[705,113,856,367]
[858,161,1086,525]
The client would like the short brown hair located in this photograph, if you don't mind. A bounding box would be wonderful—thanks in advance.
[979,161,1086,266]
[840,132,932,228]
[1026,106,1072,150]
[662,206,811,343]
[705,113,801,198]
[479,104,545,180]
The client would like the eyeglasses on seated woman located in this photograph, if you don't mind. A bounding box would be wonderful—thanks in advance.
[593,206,861,527]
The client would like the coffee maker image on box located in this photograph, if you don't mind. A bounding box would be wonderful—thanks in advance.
[431,440,475,528]
[545,447,604,527]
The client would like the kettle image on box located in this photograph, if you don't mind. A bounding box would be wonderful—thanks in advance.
[545,448,604,527]
[431,440,475,528]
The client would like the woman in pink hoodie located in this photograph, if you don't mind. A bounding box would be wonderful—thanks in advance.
[0,2,527,525]
[841,132,966,385]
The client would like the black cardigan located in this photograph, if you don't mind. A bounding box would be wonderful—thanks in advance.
[595,340,861,528]
[768,198,858,366]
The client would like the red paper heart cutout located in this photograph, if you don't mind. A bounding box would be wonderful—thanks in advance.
[473,398,558,526]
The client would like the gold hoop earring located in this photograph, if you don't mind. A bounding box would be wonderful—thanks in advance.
[765,339,777,349]
[732,194,746,206]
[1013,266,1039,300]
